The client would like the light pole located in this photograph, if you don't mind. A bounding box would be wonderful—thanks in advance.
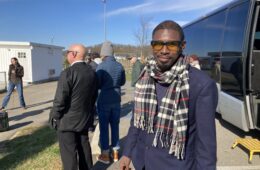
[51,36,55,45]
[102,0,107,41]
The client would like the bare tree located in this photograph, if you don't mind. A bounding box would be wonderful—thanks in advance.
[134,16,152,61]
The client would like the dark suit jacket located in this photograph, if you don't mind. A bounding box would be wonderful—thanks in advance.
[50,62,98,132]
[123,67,218,170]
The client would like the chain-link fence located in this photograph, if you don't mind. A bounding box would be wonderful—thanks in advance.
[0,72,7,92]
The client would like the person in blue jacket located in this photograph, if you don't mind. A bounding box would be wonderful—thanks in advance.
[96,41,126,164]
[120,20,218,170]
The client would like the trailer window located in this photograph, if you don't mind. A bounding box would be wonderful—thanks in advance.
[18,52,26,58]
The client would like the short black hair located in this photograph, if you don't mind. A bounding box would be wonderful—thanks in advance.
[152,20,185,41]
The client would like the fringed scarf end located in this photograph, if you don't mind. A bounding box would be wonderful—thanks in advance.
[152,131,172,148]
[169,140,185,160]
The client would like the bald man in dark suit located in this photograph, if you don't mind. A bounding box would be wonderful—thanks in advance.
[50,44,98,170]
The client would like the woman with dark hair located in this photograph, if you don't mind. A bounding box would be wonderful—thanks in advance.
[1,57,26,110]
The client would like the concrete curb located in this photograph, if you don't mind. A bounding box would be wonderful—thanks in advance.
[90,123,101,155]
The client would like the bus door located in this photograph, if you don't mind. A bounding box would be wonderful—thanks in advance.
[249,2,260,130]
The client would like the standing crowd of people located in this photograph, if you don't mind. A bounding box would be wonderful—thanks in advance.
[1,20,217,170]
[49,40,127,170]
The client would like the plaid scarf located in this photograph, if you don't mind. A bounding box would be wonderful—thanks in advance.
[134,55,189,159]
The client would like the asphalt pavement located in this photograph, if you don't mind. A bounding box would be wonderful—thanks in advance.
[0,81,259,170]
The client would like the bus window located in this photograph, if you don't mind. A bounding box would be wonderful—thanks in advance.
[184,19,207,57]
[221,1,250,100]
[204,10,226,83]
[252,14,260,92]
[253,16,260,50]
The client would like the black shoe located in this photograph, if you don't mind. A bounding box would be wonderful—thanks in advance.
[0,107,5,111]
[88,126,95,132]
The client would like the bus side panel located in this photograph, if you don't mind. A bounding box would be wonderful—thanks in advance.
[219,92,249,131]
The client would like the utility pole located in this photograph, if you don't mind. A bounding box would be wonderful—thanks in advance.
[51,36,55,45]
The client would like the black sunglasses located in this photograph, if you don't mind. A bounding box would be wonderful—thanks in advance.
[151,40,182,51]
[63,50,80,56]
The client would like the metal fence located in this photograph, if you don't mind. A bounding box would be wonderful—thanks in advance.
[0,71,7,92]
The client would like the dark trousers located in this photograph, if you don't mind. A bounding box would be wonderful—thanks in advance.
[58,130,93,170]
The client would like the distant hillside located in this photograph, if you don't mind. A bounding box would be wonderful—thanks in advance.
[89,44,152,58]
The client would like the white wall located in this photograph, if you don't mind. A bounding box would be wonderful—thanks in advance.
[31,46,63,82]
[0,46,32,82]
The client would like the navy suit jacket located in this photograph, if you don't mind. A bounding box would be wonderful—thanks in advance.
[123,66,218,170]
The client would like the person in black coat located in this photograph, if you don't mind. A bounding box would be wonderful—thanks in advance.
[49,44,98,170]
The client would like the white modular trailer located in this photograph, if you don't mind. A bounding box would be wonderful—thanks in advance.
[0,41,64,83]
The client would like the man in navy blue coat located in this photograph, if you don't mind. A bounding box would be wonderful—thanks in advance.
[120,20,218,170]
[96,41,126,164]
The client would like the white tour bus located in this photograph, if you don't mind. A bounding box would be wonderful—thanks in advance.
[183,0,260,131]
